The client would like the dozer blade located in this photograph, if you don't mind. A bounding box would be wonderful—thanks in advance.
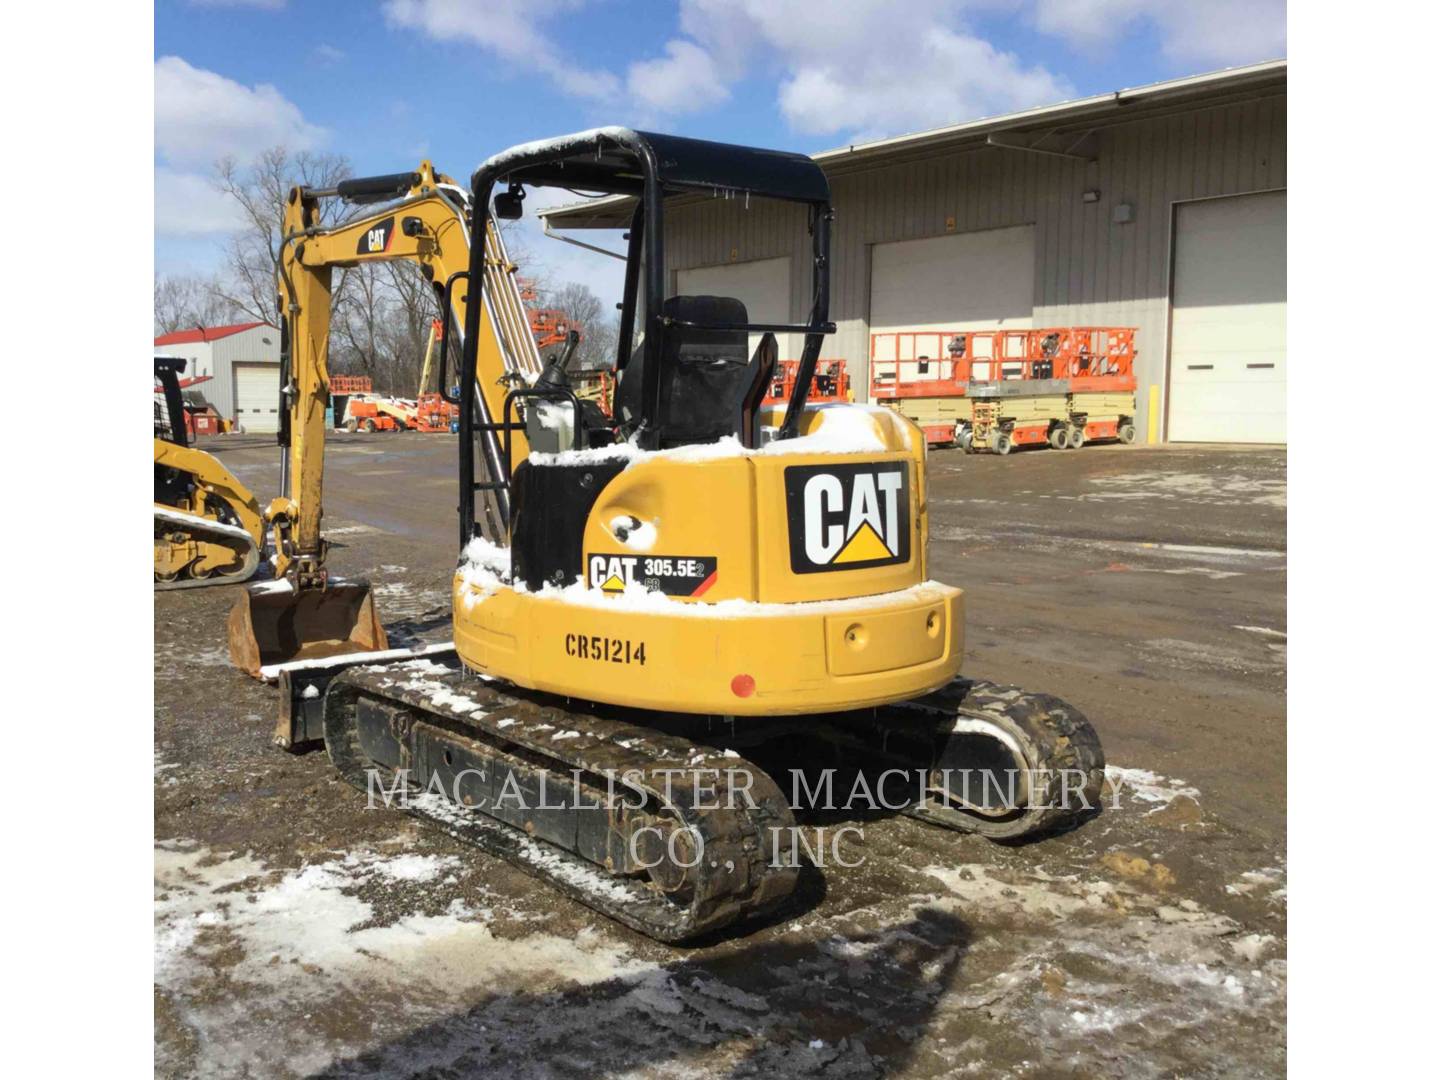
[227,581,388,679]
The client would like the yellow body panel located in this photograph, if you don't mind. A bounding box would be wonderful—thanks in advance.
[453,578,962,716]
[453,406,965,715]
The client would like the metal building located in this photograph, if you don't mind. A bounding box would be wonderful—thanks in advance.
[541,60,1286,444]
[153,322,282,434]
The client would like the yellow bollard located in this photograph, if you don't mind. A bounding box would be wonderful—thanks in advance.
[1147,384,1160,444]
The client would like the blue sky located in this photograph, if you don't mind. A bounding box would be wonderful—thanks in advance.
[156,0,1285,298]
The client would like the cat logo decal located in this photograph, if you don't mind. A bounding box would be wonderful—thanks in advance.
[784,462,910,573]
[356,217,395,255]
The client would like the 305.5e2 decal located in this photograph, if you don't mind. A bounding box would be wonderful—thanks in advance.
[586,553,718,596]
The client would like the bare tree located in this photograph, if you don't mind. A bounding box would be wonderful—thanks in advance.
[380,262,440,395]
[211,147,353,324]
[207,147,445,396]
[540,281,618,370]
[154,273,244,336]
[330,263,386,385]
[196,147,616,397]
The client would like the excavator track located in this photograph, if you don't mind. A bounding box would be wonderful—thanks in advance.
[667,677,1106,844]
[887,678,1106,840]
[322,657,800,943]
[153,505,261,591]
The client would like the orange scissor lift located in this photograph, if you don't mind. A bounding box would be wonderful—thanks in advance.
[763,358,851,407]
[870,327,1137,454]
[520,278,621,417]
[518,278,576,352]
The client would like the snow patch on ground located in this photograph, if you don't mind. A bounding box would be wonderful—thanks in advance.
[165,645,232,669]
[919,863,1285,1070]
[154,841,648,1078]
[371,579,450,620]
[1049,471,1287,508]
[1225,866,1287,906]
[1138,637,1279,675]
[1234,624,1286,638]
[1105,765,1201,812]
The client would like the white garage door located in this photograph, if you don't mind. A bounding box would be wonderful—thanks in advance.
[870,225,1034,383]
[871,225,1034,332]
[676,256,792,357]
[233,363,280,434]
[1168,191,1286,443]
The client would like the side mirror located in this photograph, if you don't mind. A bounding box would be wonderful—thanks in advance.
[493,184,525,220]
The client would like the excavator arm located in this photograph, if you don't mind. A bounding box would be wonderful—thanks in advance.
[228,161,545,677]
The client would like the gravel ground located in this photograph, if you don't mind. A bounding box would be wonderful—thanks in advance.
[155,432,1286,1078]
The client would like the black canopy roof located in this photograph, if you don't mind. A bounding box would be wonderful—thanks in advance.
[473,127,830,206]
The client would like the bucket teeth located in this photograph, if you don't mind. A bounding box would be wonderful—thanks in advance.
[228,581,388,679]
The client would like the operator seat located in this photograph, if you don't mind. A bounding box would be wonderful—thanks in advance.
[615,295,777,449]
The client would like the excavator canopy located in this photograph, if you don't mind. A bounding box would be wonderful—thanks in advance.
[477,128,831,204]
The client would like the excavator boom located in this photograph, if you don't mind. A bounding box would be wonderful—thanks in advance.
[227,161,546,677]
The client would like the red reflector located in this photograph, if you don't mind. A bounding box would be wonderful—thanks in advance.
[730,674,755,698]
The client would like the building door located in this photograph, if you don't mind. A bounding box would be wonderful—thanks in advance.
[675,256,793,357]
[1167,191,1286,443]
[869,225,1035,389]
[232,363,280,434]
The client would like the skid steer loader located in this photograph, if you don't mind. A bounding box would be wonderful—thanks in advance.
[154,356,263,589]
[234,131,1105,942]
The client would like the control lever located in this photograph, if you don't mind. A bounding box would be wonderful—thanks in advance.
[536,330,582,392]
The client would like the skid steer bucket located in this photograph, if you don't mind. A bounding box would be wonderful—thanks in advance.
[227,582,388,679]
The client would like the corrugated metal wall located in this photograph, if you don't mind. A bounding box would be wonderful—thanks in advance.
[154,343,213,404]
[209,325,280,421]
[663,92,1286,439]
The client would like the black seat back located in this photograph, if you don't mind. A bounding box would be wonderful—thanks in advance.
[614,295,776,449]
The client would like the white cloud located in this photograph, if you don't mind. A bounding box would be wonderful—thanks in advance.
[379,0,1280,153]
[626,39,729,115]
[383,0,619,100]
[775,23,1071,138]
[155,55,326,166]
[154,56,327,250]
[313,43,346,65]
[1032,0,1286,67]
[154,166,247,236]
[650,0,1071,140]
[381,0,1071,138]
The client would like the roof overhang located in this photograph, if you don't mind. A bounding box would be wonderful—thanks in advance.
[539,59,1285,230]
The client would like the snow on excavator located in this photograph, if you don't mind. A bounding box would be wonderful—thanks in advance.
[231,132,1105,942]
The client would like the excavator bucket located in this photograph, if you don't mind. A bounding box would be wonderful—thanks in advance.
[227,582,388,679]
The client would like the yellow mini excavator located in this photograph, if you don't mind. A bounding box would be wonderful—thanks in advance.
[154,356,263,589]
[231,132,1105,942]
